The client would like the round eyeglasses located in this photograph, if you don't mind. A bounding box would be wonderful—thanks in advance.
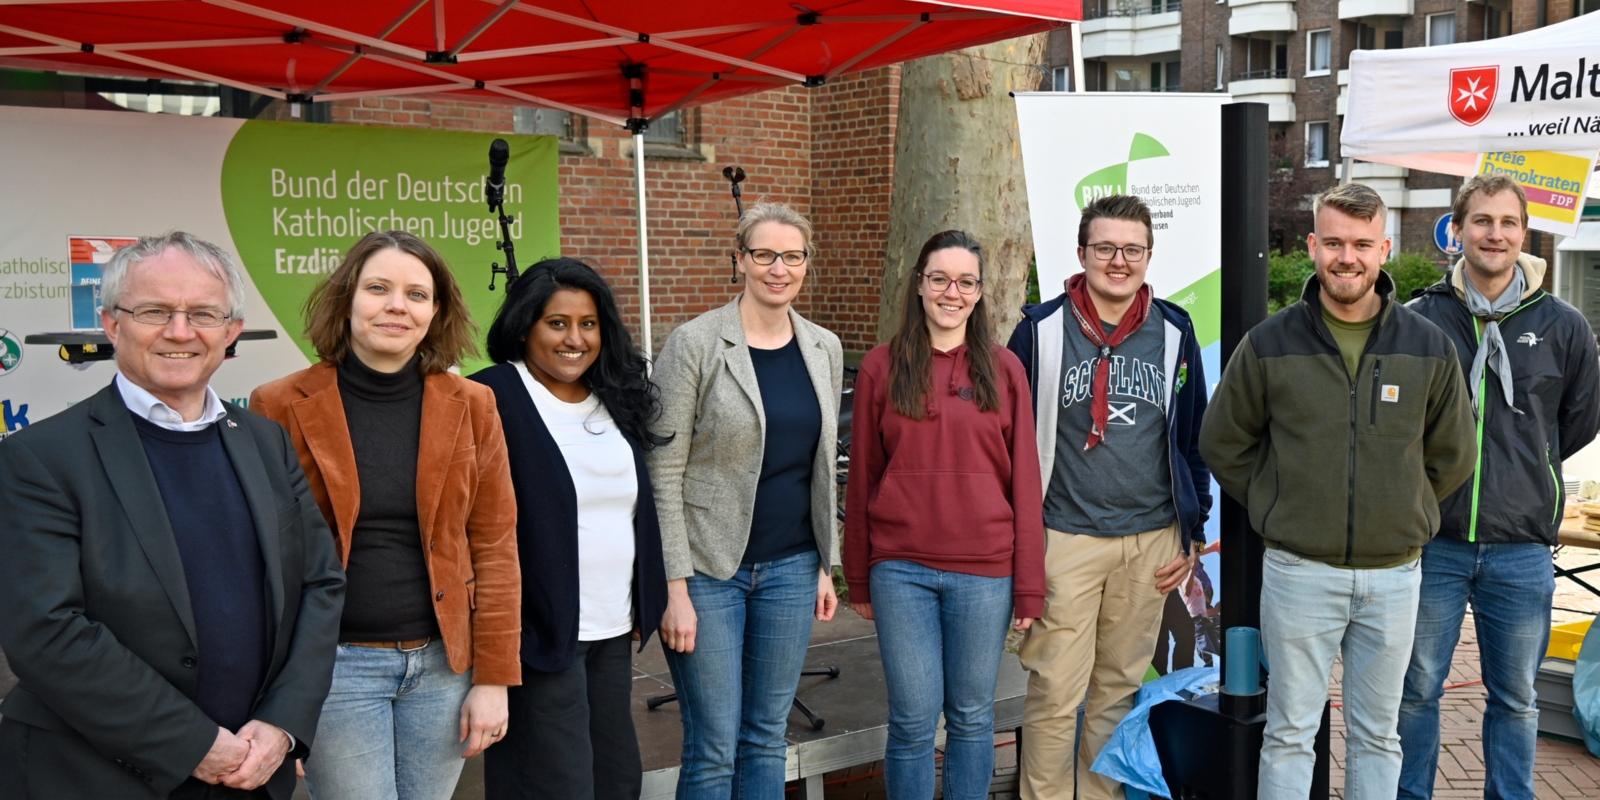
[922,272,982,295]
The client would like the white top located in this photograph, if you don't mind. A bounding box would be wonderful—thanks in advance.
[115,373,228,432]
[516,362,637,640]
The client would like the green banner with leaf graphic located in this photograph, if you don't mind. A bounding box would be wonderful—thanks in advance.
[221,122,559,374]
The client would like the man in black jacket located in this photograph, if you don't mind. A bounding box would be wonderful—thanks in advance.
[1399,175,1600,799]
[0,232,345,799]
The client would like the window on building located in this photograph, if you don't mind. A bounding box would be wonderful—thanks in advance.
[514,107,571,139]
[1151,60,1180,92]
[1583,0,1599,14]
[643,110,686,146]
[1112,66,1146,92]
[1354,23,1404,52]
[1215,46,1224,89]
[1052,65,1071,92]
[1427,13,1456,46]
[1305,121,1330,167]
[1306,29,1332,76]
[1,69,283,119]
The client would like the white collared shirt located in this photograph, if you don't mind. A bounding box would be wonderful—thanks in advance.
[114,373,229,432]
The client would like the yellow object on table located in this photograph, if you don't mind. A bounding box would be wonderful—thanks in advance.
[1548,618,1592,660]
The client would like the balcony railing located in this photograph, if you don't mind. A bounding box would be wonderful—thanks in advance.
[1234,68,1288,80]
[1084,0,1181,19]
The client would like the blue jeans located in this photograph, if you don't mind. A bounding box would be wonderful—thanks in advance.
[303,639,472,800]
[665,549,819,799]
[1397,537,1554,800]
[870,560,1012,800]
[1258,548,1421,800]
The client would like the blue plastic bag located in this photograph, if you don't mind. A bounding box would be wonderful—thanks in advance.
[1573,614,1600,756]
[1090,665,1220,798]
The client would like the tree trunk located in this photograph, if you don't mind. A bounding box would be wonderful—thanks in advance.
[880,35,1048,343]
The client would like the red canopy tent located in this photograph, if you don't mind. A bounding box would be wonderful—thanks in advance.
[0,0,1077,348]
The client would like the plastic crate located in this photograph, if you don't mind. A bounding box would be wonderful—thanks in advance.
[1536,658,1584,741]
[1547,618,1592,661]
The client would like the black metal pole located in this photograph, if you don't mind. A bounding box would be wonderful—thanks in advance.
[1217,101,1328,799]
[1218,102,1268,642]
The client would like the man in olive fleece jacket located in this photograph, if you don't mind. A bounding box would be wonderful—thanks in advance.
[1199,183,1476,800]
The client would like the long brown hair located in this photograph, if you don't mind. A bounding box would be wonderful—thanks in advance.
[888,230,999,419]
[302,230,478,374]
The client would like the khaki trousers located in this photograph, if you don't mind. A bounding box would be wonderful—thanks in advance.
[1018,523,1180,800]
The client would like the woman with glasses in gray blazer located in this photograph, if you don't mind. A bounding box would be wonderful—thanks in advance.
[648,202,843,800]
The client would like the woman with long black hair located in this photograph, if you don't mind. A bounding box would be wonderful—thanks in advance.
[470,258,669,800]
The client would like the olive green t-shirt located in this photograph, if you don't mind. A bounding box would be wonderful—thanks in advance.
[1322,308,1376,380]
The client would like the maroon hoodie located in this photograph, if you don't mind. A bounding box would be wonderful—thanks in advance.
[842,342,1046,618]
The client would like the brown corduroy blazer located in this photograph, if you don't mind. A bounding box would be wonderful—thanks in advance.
[250,363,522,686]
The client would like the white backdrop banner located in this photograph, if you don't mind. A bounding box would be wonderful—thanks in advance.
[0,106,559,438]
[1015,91,1226,674]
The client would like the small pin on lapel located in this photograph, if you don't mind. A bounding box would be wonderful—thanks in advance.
[226,419,238,428]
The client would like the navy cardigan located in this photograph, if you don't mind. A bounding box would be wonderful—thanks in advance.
[469,362,669,672]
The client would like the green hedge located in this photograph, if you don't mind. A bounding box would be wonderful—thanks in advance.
[1267,250,1448,314]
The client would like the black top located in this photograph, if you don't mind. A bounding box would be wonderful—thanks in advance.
[336,352,437,641]
[133,415,268,733]
[743,336,821,565]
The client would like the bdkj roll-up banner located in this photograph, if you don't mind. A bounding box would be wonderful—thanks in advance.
[0,106,559,436]
[1014,91,1225,675]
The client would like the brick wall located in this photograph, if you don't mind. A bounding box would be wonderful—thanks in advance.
[322,73,900,356]
[1180,0,1231,93]
[807,67,900,355]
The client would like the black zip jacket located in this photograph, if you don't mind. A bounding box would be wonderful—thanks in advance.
[1408,258,1600,546]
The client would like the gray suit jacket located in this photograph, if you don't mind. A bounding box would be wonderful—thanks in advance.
[0,383,345,800]
[648,298,843,581]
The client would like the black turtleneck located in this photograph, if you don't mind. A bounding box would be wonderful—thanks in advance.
[336,352,437,642]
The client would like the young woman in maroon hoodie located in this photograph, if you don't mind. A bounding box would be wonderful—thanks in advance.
[843,230,1045,800]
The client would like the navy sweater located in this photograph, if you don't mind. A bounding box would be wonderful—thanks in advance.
[133,415,269,732]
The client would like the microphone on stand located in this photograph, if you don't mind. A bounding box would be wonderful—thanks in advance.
[723,166,747,283]
[486,138,509,212]
[486,138,518,291]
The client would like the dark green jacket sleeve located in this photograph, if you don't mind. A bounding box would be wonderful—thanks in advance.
[1198,334,1268,504]
[1423,342,1477,502]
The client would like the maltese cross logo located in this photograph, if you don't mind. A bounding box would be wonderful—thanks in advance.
[1448,66,1499,126]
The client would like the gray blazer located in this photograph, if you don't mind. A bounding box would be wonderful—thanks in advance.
[648,298,843,581]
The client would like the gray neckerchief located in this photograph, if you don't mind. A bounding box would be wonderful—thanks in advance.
[1462,266,1525,415]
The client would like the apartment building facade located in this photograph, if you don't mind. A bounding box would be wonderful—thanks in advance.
[1066,0,1599,270]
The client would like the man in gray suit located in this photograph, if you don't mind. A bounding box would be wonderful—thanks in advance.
[0,232,344,799]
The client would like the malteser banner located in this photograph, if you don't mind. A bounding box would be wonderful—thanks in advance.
[0,106,558,432]
[1342,10,1600,212]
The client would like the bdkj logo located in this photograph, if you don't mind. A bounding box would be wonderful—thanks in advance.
[1073,133,1170,210]
[2,398,30,434]
[0,329,21,377]
[1449,66,1499,127]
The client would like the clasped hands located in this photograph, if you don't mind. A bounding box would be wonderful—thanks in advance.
[191,720,292,790]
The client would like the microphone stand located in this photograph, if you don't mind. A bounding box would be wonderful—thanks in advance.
[487,173,518,292]
[723,165,746,283]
